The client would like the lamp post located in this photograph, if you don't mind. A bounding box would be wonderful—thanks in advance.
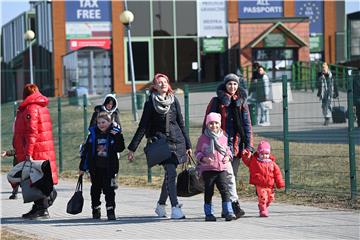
[120,4,138,122]
[24,30,35,84]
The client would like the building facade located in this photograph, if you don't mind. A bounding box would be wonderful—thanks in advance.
[1,0,345,102]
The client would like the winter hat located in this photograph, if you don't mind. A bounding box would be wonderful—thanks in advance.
[257,140,271,154]
[206,112,221,126]
[224,73,240,85]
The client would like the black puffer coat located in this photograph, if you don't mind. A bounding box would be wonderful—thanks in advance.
[128,95,192,164]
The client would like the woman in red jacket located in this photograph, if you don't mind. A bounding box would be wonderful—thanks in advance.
[13,84,58,219]
[242,140,284,217]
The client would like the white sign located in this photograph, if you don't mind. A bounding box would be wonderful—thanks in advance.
[197,0,227,37]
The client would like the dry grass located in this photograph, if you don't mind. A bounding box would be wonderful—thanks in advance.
[1,228,40,240]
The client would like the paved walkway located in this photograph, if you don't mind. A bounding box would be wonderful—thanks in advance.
[1,175,359,240]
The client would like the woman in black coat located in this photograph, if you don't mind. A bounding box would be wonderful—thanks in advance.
[127,73,192,219]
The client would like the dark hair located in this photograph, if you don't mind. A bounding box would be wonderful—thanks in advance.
[104,97,114,105]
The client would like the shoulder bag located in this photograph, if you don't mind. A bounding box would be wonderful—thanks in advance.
[144,112,172,168]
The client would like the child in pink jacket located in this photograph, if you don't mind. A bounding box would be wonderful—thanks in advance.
[195,112,236,221]
[242,140,285,217]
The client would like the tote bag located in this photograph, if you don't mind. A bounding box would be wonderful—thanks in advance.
[66,175,84,215]
[144,134,172,168]
[176,154,204,197]
[21,178,47,203]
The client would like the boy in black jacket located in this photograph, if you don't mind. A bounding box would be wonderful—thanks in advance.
[79,112,125,220]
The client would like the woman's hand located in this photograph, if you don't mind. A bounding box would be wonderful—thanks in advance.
[79,170,85,176]
[128,150,135,162]
[186,148,192,156]
[25,155,33,161]
[242,149,252,159]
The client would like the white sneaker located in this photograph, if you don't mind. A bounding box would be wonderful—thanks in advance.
[155,203,167,217]
[171,204,185,219]
[261,122,270,126]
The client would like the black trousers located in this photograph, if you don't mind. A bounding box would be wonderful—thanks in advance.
[202,171,230,204]
[90,167,115,209]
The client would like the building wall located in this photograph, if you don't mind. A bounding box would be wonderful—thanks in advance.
[324,0,337,63]
[52,1,66,96]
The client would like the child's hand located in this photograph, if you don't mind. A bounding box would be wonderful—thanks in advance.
[128,151,135,162]
[1,151,7,157]
[223,155,230,164]
[242,149,252,159]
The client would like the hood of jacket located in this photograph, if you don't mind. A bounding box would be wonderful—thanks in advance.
[101,94,118,114]
[216,83,248,107]
[18,91,48,110]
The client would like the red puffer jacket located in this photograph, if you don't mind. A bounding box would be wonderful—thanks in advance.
[13,91,58,184]
[242,152,284,189]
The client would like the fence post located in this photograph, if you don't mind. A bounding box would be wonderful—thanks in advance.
[246,65,250,86]
[13,101,18,117]
[296,62,301,89]
[57,97,63,173]
[291,63,295,89]
[184,84,190,135]
[282,75,290,192]
[83,94,88,141]
[347,72,357,199]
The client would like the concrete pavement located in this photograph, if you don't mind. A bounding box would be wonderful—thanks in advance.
[1,175,359,239]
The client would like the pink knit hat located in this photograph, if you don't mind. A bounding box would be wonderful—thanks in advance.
[257,140,271,154]
[206,112,221,126]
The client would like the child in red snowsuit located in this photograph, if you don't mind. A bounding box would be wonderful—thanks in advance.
[242,140,284,217]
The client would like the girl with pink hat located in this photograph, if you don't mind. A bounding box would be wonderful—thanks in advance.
[195,112,236,221]
[242,140,285,217]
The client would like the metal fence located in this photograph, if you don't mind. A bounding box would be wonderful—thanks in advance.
[1,61,359,199]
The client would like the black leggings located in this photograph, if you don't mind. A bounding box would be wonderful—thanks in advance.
[90,167,115,209]
[202,171,230,204]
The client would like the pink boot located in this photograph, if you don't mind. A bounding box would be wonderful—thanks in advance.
[258,204,269,217]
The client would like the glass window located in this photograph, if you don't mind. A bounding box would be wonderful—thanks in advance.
[176,1,197,36]
[129,41,150,81]
[153,1,173,36]
[127,1,150,36]
[177,38,197,82]
[154,39,175,81]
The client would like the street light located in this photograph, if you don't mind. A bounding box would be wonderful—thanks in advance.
[120,5,138,122]
[24,30,35,84]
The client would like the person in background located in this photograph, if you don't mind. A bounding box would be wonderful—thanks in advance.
[242,140,285,217]
[317,62,339,126]
[256,66,272,126]
[195,112,236,221]
[13,83,58,219]
[89,94,121,128]
[1,149,19,199]
[79,112,125,221]
[203,73,254,219]
[127,73,192,219]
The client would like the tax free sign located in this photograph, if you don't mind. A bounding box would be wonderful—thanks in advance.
[66,0,111,22]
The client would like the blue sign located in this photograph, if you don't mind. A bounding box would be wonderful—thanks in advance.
[295,0,323,33]
[66,0,111,22]
[238,0,283,19]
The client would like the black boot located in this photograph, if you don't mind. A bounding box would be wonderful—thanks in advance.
[106,207,116,221]
[232,201,245,219]
[92,206,101,219]
[9,185,19,199]
[22,205,49,220]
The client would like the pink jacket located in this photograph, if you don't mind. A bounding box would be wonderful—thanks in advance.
[195,133,232,175]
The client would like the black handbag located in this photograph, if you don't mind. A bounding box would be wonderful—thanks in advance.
[176,154,204,197]
[66,175,84,215]
[332,98,346,123]
[144,113,172,168]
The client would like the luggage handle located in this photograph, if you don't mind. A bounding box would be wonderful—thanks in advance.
[332,97,341,108]
[181,152,196,171]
